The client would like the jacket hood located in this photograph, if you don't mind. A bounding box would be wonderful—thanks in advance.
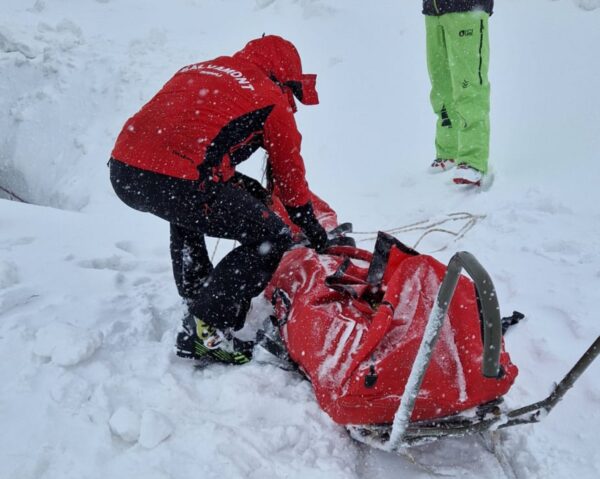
[233,35,319,108]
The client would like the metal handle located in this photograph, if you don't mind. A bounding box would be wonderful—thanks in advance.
[444,252,502,378]
[387,251,502,451]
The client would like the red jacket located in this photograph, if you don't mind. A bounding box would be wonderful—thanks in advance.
[112,37,318,207]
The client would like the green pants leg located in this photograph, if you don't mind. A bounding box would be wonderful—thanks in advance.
[426,12,491,173]
[425,15,459,162]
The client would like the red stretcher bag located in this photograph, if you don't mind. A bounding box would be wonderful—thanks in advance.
[264,198,518,425]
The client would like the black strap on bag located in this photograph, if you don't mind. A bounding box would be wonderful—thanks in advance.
[366,232,419,287]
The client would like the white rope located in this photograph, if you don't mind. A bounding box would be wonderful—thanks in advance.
[210,238,238,263]
[210,238,221,263]
[353,212,486,253]
[211,212,485,261]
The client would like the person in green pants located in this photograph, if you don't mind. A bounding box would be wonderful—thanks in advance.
[423,0,493,186]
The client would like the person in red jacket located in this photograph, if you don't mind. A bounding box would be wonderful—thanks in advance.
[109,35,328,365]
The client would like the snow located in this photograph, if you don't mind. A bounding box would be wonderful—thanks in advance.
[138,410,174,449]
[1,0,599,478]
[109,406,141,443]
[34,322,103,367]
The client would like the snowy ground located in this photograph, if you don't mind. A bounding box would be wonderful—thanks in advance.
[1,0,599,478]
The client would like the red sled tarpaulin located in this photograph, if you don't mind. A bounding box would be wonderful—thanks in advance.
[265,196,518,426]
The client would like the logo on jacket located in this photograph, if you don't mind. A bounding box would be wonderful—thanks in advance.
[459,29,474,37]
[179,63,255,91]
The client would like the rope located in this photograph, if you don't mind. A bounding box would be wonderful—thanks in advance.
[210,238,221,263]
[353,212,486,253]
[211,212,484,260]
[210,212,484,260]
[210,236,238,262]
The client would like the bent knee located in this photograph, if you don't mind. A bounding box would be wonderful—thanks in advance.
[257,227,293,258]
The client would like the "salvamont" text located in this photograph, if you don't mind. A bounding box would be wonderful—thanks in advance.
[179,63,255,90]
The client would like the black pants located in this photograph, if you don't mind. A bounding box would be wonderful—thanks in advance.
[109,159,292,330]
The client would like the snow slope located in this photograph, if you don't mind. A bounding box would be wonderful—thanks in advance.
[1,0,599,478]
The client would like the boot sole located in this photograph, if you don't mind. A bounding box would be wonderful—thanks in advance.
[195,341,251,365]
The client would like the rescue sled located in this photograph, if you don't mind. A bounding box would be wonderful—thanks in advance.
[254,194,600,452]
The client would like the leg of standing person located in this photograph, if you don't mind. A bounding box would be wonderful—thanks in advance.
[440,11,491,174]
[425,14,459,169]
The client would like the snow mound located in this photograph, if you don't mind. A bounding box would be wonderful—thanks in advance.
[33,322,103,366]
[0,27,37,58]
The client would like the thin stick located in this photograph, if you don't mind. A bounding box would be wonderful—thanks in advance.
[0,185,27,203]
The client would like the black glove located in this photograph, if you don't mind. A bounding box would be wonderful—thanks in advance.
[285,202,329,253]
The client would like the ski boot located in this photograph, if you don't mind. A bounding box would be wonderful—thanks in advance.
[175,314,253,365]
[429,158,455,173]
[453,163,483,186]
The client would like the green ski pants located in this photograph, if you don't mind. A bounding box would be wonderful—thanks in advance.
[425,12,490,172]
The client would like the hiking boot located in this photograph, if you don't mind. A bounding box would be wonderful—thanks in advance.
[453,163,483,186]
[175,313,199,360]
[429,158,455,173]
[176,314,252,365]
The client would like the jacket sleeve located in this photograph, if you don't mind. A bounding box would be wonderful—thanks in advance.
[262,102,311,208]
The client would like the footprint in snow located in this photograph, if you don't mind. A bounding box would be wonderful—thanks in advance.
[0,286,39,315]
[255,0,276,9]
[0,236,35,250]
[50,373,93,410]
[115,240,138,255]
[0,260,20,289]
[76,255,137,272]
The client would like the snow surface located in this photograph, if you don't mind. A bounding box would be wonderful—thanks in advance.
[1,0,599,478]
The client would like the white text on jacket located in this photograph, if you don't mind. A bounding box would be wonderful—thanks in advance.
[179,63,255,91]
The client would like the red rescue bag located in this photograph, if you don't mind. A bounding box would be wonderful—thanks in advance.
[264,229,518,426]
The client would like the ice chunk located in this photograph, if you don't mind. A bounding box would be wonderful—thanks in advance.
[138,410,173,449]
[109,407,141,443]
[33,323,103,366]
